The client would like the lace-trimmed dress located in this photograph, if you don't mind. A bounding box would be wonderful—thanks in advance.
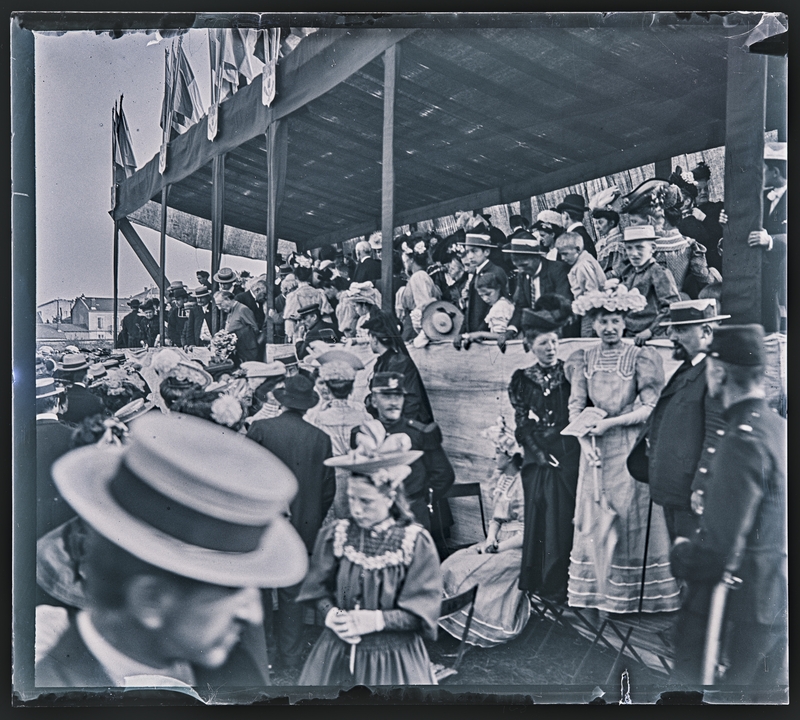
[438,470,531,647]
[565,344,681,614]
[296,518,442,686]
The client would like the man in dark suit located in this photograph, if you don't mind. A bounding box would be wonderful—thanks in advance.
[117,299,143,349]
[58,353,106,424]
[35,377,75,539]
[138,299,160,347]
[247,375,335,669]
[633,300,728,542]
[181,286,215,347]
[670,325,787,692]
[360,372,455,558]
[351,240,383,285]
[35,412,309,690]
[557,193,597,259]
[459,229,509,333]
[215,290,260,364]
[499,234,572,347]
[235,279,267,330]
[294,302,341,360]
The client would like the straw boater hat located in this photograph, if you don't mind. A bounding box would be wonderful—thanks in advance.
[325,418,422,478]
[50,412,308,587]
[764,142,787,162]
[659,299,730,327]
[192,285,211,300]
[420,300,464,342]
[314,349,365,372]
[87,363,108,381]
[622,225,658,242]
[113,397,156,424]
[36,377,64,399]
[462,228,495,249]
[214,267,238,284]
[501,232,546,255]
[240,361,286,379]
[60,353,90,373]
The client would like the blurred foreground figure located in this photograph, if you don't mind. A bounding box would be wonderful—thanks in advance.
[35,412,308,688]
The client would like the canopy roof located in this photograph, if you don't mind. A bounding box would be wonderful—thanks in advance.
[114,17,785,256]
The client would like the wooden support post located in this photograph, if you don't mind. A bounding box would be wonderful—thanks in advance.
[159,186,169,345]
[211,153,225,334]
[117,217,170,287]
[654,158,672,180]
[265,123,278,347]
[113,221,119,347]
[721,20,767,325]
[380,44,398,314]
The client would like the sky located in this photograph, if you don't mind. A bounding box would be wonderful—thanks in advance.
[34,29,272,306]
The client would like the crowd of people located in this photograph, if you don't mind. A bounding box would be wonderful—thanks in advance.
[32,150,786,693]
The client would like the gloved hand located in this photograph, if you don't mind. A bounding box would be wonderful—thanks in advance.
[325,607,360,644]
[345,609,385,638]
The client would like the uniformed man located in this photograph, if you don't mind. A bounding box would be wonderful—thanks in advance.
[355,371,455,557]
[294,302,341,360]
[669,325,787,691]
[630,299,728,541]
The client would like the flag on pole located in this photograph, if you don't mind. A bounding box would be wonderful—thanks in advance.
[254,28,281,107]
[113,95,137,180]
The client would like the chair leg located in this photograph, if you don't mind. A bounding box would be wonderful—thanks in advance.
[570,618,609,682]
[453,598,477,672]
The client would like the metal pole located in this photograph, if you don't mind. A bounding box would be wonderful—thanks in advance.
[638,498,653,614]
[159,186,169,345]
[380,44,398,314]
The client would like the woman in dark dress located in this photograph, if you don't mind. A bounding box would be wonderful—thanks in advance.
[362,308,434,425]
[508,295,580,603]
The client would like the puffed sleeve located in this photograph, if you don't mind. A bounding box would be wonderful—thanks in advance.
[296,522,340,616]
[564,348,588,421]
[688,238,720,286]
[635,346,665,408]
[394,527,443,641]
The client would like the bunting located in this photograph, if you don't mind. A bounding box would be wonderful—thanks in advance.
[254,28,281,107]
[159,37,203,173]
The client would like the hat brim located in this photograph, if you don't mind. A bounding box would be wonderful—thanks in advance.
[324,450,423,473]
[555,203,587,213]
[501,246,545,255]
[114,397,156,423]
[659,314,731,327]
[420,301,464,342]
[272,388,319,410]
[36,387,64,399]
[51,446,308,588]
[314,349,366,371]
[60,363,90,373]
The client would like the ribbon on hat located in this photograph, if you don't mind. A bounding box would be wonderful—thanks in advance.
[350,420,414,491]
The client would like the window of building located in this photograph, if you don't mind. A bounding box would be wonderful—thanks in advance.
[97,317,103,329]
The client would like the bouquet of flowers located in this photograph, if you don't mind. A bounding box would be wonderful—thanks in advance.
[571,278,648,317]
[210,330,237,362]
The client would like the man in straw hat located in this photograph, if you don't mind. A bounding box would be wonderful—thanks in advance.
[58,353,106,425]
[499,233,571,349]
[182,286,215,347]
[117,299,143,349]
[628,299,729,543]
[459,227,509,334]
[669,325,787,692]
[358,372,455,557]
[36,377,75,539]
[247,375,334,669]
[35,412,308,688]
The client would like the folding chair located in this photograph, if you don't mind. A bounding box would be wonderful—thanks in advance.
[434,483,486,558]
[431,585,479,683]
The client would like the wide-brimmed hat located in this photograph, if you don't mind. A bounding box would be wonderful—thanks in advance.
[659,299,731,327]
[240,361,286,379]
[213,267,238,284]
[314,349,365,372]
[556,194,588,214]
[622,225,658,242]
[319,361,357,383]
[502,233,546,255]
[113,397,156,424]
[273,374,319,410]
[462,229,495,249]
[60,353,89,373]
[421,300,464,341]
[127,299,141,309]
[51,412,308,588]
[36,377,64,399]
[167,280,186,292]
[620,179,669,214]
[325,419,422,476]
[709,324,765,366]
[192,285,211,299]
[87,363,108,380]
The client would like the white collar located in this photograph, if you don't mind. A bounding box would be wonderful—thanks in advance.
[77,611,196,688]
[474,258,490,274]
[36,412,60,422]
[567,221,583,232]
[691,351,707,367]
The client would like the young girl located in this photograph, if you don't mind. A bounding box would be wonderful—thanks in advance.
[438,418,531,648]
[456,270,515,349]
[296,421,442,685]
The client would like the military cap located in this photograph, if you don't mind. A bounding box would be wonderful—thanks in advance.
[372,372,409,395]
[708,324,765,366]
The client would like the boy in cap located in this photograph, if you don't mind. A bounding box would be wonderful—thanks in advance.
[670,325,787,693]
[459,229,509,334]
[616,226,681,345]
[555,231,607,337]
[35,412,308,688]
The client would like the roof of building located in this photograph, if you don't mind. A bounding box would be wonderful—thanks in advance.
[73,296,134,312]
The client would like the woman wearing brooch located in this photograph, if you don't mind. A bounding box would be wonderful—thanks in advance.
[438,418,531,647]
[508,295,581,604]
[566,282,680,615]
[296,420,442,685]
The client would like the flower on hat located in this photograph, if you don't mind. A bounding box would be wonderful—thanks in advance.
[319,361,356,383]
[572,279,647,316]
[292,253,313,269]
[210,394,245,428]
[347,420,414,490]
[481,417,521,457]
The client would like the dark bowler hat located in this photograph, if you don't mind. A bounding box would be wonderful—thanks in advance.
[196,269,210,278]
[50,412,308,587]
[273,374,320,410]
[372,371,409,395]
[709,324,766,366]
[127,298,141,309]
[36,377,64,399]
[297,302,321,317]
[556,193,588,214]
[60,353,90,373]
[172,287,189,299]
[660,299,730,327]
